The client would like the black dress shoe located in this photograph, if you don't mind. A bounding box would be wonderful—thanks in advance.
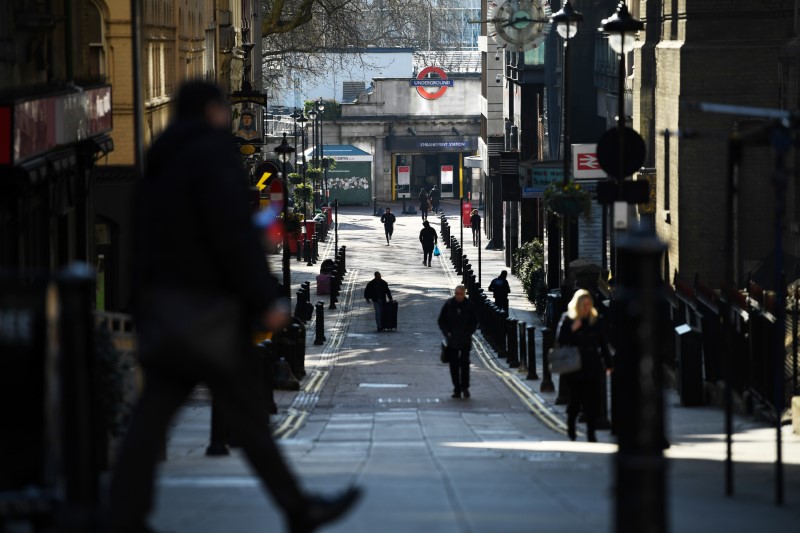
[451,391,461,399]
[289,487,362,533]
[462,389,471,398]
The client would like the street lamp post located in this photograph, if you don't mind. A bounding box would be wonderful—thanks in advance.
[551,0,583,286]
[600,5,662,533]
[274,132,295,299]
[297,114,308,221]
[316,97,327,204]
[308,107,319,208]
[290,108,301,168]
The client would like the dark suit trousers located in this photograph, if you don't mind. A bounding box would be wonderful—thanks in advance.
[109,352,303,528]
[447,346,471,391]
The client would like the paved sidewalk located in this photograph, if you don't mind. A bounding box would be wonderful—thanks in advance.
[148,201,800,533]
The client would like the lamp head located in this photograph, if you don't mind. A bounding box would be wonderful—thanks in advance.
[601,2,643,54]
[551,0,583,40]
[274,132,295,163]
[316,97,325,113]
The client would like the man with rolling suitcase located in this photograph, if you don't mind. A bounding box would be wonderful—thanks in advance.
[364,271,393,331]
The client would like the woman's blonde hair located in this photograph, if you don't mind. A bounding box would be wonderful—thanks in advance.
[471,209,478,216]
[566,289,598,322]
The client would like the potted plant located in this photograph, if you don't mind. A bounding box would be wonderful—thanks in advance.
[287,172,303,185]
[543,181,592,219]
[306,167,323,183]
[293,182,314,208]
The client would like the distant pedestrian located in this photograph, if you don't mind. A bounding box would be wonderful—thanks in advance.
[380,207,396,245]
[418,187,430,221]
[364,271,393,331]
[556,289,612,442]
[488,270,511,311]
[430,185,441,213]
[419,220,438,267]
[109,80,359,533]
[470,209,481,246]
[438,285,478,398]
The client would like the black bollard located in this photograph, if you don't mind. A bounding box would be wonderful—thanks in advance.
[312,234,319,261]
[314,301,326,345]
[526,325,539,380]
[507,318,519,368]
[329,268,338,310]
[340,245,347,273]
[373,196,378,216]
[288,321,306,379]
[497,309,507,358]
[304,237,313,266]
[540,327,555,392]
[296,237,303,261]
[518,321,528,373]
[257,340,278,415]
[206,394,230,456]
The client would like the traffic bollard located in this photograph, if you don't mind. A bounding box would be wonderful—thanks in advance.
[329,269,338,310]
[296,237,303,261]
[526,325,539,380]
[497,309,507,358]
[518,321,528,373]
[314,301,326,345]
[507,318,519,368]
[339,245,347,273]
[540,327,555,392]
[304,238,313,266]
[288,321,306,379]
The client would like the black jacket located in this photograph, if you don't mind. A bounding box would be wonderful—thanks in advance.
[364,278,392,303]
[470,214,481,230]
[489,277,510,300]
[419,226,438,247]
[556,314,612,378]
[380,212,396,227]
[438,297,478,350]
[132,118,276,317]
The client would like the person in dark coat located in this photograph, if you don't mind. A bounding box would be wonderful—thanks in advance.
[470,209,481,246]
[438,285,479,398]
[430,185,441,213]
[556,289,612,442]
[109,81,359,533]
[364,271,393,331]
[418,187,429,221]
[380,207,396,245]
[488,270,511,311]
[419,220,438,267]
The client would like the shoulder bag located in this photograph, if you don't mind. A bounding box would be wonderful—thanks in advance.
[549,345,582,374]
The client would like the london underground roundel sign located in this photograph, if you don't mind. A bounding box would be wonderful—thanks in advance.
[410,66,453,100]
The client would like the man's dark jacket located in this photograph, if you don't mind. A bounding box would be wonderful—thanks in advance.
[438,297,478,350]
[419,226,437,248]
[380,212,396,228]
[132,118,275,318]
[364,278,392,303]
[489,277,511,301]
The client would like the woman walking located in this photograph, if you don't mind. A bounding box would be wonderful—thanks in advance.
[556,289,612,442]
[418,187,430,221]
[470,209,481,246]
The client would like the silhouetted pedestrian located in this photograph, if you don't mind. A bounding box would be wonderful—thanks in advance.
[109,80,359,533]
[556,289,612,442]
[419,220,438,267]
[364,271,393,331]
[418,187,430,221]
[470,209,481,246]
[438,285,478,399]
[488,270,511,311]
[380,207,396,245]
[430,185,441,213]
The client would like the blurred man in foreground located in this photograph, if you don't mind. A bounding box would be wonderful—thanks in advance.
[109,81,359,533]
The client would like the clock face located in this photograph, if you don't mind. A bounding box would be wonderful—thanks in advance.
[488,0,551,52]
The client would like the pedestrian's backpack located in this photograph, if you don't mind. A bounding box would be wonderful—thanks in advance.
[490,278,503,293]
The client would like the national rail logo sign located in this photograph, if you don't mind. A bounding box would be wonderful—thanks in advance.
[409,66,453,100]
[572,144,607,180]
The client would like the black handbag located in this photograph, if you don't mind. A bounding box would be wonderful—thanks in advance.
[549,345,582,374]
[136,289,246,376]
[440,340,450,364]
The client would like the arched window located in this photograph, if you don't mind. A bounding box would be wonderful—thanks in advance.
[80,0,106,80]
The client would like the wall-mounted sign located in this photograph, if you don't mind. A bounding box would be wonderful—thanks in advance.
[397,165,410,197]
[410,66,453,100]
[386,136,478,152]
[522,166,563,198]
[572,144,607,180]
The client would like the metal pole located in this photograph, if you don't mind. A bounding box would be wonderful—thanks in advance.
[335,199,339,253]
[460,197,464,274]
[131,0,144,175]
[562,35,571,285]
[282,158,291,299]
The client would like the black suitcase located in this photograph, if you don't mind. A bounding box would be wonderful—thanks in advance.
[381,301,398,330]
